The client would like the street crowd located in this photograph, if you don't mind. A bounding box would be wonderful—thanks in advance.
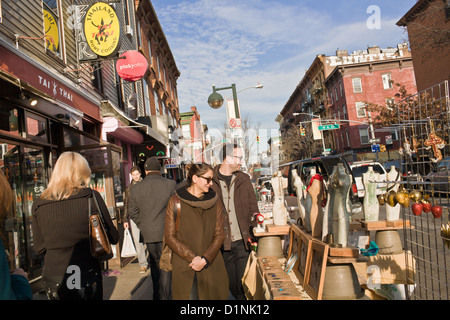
[1,142,259,300]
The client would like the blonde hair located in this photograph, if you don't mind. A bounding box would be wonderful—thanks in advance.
[0,170,13,243]
[41,152,91,200]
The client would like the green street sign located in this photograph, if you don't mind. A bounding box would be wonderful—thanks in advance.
[318,124,340,130]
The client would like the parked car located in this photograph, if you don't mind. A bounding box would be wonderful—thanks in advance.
[282,155,360,205]
[256,176,273,202]
[425,157,450,193]
[349,161,387,200]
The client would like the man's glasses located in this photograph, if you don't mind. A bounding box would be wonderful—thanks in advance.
[198,175,213,183]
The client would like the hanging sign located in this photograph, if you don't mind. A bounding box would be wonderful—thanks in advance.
[83,2,121,57]
[116,51,148,81]
[43,9,60,54]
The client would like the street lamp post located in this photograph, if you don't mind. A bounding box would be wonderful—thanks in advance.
[207,83,263,169]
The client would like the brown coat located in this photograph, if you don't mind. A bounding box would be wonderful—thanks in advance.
[211,165,259,250]
[164,187,228,300]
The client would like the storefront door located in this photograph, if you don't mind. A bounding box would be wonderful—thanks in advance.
[1,140,49,282]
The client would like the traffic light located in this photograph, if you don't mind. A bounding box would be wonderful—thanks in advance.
[256,136,260,144]
[300,127,305,136]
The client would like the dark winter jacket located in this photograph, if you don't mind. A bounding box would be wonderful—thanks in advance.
[32,188,119,284]
[128,172,176,243]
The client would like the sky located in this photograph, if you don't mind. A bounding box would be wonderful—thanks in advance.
[150,0,417,144]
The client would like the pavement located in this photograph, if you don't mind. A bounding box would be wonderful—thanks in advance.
[32,259,153,300]
[103,260,153,300]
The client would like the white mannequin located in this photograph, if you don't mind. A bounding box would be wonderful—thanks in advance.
[363,166,380,221]
[272,171,288,225]
[386,165,401,221]
[292,170,306,223]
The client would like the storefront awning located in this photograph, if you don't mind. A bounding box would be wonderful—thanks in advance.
[102,116,143,144]
[100,100,167,146]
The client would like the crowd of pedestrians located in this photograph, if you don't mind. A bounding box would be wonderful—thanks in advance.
[0,142,259,300]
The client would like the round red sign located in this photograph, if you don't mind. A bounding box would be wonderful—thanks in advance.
[116,51,148,82]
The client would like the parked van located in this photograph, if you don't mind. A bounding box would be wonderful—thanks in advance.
[349,161,387,200]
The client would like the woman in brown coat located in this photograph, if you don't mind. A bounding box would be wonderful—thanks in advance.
[164,163,229,300]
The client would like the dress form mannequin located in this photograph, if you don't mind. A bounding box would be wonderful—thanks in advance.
[304,168,316,232]
[272,171,288,225]
[386,165,401,221]
[363,166,380,221]
[292,169,306,224]
[328,164,351,247]
[305,170,324,238]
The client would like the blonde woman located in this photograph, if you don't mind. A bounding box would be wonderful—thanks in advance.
[32,152,118,300]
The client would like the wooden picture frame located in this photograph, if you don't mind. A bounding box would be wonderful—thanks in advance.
[293,227,312,286]
[287,224,301,258]
[285,225,301,274]
[304,240,329,300]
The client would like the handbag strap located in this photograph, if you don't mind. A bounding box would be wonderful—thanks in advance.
[173,195,181,232]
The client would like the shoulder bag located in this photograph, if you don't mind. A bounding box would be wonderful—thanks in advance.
[160,195,181,272]
[89,191,113,262]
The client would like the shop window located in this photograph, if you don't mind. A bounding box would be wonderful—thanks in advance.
[43,0,63,58]
[0,107,20,137]
[26,113,48,142]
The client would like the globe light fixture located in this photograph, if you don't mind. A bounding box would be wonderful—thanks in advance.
[207,91,224,109]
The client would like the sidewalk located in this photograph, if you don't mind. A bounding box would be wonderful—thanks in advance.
[103,260,153,300]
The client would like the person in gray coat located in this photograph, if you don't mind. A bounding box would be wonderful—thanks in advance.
[128,157,176,300]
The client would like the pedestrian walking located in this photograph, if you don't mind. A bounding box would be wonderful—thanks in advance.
[123,166,149,274]
[0,170,32,300]
[32,151,119,300]
[128,157,176,300]
[165,163,229,300]
[211,142,259,300]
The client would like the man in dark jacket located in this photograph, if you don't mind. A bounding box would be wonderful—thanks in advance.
[128,157,176,300]
[211,143,259,300]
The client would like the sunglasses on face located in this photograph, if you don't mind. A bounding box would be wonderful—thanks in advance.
[198,175,213,184]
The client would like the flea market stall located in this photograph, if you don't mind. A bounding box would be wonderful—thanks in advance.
[245,81,449,300]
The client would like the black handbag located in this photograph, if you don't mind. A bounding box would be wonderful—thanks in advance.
[89,191,113,262]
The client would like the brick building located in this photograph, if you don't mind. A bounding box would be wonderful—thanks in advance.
[324,44,417,161]
[397,0,450,92]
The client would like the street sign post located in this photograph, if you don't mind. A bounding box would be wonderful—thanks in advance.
[371,144,380,153]
[318,124,340,130]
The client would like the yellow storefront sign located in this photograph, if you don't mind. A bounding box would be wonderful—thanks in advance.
[43,9,59,54]
[84,2,121,57]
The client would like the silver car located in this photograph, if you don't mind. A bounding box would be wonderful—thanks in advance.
[425,157,450,193]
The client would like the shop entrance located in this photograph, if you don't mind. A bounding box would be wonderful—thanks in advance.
[1,140,50,282]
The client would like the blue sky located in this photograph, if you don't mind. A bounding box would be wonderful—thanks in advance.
[151,0,416,140]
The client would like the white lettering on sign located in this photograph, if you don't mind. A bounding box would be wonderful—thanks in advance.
[38,75,73,102]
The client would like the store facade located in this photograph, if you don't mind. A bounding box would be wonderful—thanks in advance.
[0,42,126,287]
